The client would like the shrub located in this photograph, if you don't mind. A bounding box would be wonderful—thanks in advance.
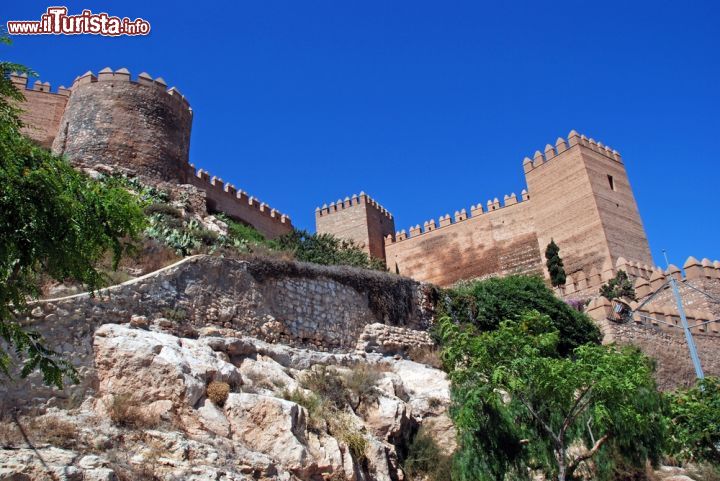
[600,269,637,301]
[301,365,349,409]
[29,416,80,449]
[330,413,368,462]
[276,230,386,271]
[440,275,601,355]
[206,381,231,406]
[144,203,182,218]
[107,394,159,429]
[404,427,453,481]
[281,388,328,431]
[343,364,383,410]
[665,377,720,466]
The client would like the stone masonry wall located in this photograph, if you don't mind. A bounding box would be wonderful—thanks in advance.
[316,193,395,259]
[5,255,433,408]
[384,199,542,286]
[599,320,720,391]
[10,73,69,149]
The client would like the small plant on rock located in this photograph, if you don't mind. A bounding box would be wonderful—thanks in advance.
[206,381,230,407]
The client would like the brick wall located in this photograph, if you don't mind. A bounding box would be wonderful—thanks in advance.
[11,74,69,148]
[385,200,543,286]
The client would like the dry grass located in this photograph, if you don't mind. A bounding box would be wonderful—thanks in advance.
[106,394,159,429]
[206,381,230,406]
[409,345,443,369]
[329,413,368,462]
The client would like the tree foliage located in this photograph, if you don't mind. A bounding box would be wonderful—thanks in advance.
[0,55,146,388]
[545,240,566,287]
[441,275,601,355]
[276,229,386,271]
[439,311,665,481]
[665,377,720,466]
[600,269,637,301]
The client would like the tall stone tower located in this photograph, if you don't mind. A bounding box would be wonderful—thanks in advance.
[51,68,193,183]
[524,130,653,276]
[315,193,395,260]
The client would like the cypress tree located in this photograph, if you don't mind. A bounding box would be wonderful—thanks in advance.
[545,239,567,287]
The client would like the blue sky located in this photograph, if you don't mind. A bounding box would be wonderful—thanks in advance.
[4,1,719,267]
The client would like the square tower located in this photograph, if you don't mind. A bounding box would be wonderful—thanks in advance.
[525,130,653,276]
[315,193,395,260]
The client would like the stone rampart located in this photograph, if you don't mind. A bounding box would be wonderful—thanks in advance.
[7,255,434,407]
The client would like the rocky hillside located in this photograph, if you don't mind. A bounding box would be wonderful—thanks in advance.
[0,255,449,481]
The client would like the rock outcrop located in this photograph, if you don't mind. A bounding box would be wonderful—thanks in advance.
[0,323,454,481]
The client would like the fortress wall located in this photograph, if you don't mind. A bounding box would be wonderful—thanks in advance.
[10,73,69,148]
[526,135,614,277]
[51,69,193,183]
[385,198,543,286]
[579,140,653,267]
[316,193,395,259]
[186,166,293,239]
[599,320,720,390]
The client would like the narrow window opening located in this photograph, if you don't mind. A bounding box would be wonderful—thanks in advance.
[607,174,615,191]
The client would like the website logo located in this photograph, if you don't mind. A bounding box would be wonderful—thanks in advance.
[7,7,151,36]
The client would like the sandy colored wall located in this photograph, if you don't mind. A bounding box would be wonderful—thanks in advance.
[385,200,543,286]
[11,75,69,149]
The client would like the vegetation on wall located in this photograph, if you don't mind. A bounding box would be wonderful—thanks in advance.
[0,56,145,388]
[600,269,637,301]
[545,239,566,287]
[276,229,386,271]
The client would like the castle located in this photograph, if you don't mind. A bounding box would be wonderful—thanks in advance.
[10,68,293,239]
[316,130,655,290]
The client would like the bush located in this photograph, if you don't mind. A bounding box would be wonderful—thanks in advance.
[441,275,601,354]
[281,388,328,431]
[276,230,386,271]
[301,365,349,409]
[330,413,368,462]
[343,364,383,410]
[665,377,720,465]
[107,394,159,429]
[29,416,80,449]
[206,381,230,406]
[404,427,453,481]
[144,202,182,218]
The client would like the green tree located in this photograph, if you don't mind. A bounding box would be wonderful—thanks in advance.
[441,275,601,355]
[0,54,145,388]
[600,269,637,301]
[665,377,720,466]
[545,240,566,287]
[439,311,665,481]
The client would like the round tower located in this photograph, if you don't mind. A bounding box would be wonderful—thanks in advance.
[51,67,193,183]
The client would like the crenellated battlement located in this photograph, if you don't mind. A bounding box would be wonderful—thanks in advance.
[385,189,530,245]
[523,130,622,174]
[68,67,192,114]
[564,256,720,297]
[315,192,393,220]
[9,72,71,96]
[185,163,292,227]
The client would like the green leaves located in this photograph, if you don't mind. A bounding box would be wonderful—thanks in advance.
[441,275,601,355]
[665,377,720,465]
[545,240,566,287]
[600,269,637,301]
[276,230,386,271]
[0,61,145,388]
[439,310,664,481]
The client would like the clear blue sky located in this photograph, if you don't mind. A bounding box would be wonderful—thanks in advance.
[4,1,719,267]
